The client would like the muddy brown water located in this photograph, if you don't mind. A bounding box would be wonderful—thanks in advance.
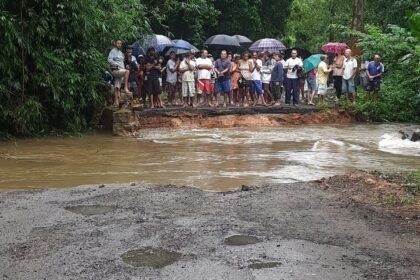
[0,124,419,192]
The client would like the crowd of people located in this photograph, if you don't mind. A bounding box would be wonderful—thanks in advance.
[107,39,384,109]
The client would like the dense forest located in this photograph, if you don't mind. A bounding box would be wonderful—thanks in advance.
[0,0,419,136]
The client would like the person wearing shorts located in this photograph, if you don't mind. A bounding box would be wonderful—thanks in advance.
[250,52,267,106]
[214,50,232,107]
[107,39,131,106]
[196,50,213,107]
[179,50,196,107]
[317,55,332,103]
[365,54,384,101]
[342,49,358,104]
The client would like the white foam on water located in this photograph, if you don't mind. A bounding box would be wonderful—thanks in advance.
[378,133,420,156]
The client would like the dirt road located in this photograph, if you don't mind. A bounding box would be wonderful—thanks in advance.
[0,178,418,279]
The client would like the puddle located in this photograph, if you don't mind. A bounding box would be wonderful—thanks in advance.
[64,205,116,216]
[121,247,181,268]
[248,262,282,269]
[224,235,261,246]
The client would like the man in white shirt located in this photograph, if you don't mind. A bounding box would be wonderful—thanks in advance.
[196,49,213,107]
[284,49,303,106]
[166,51,179,106]
[179,50,197,108]
[250,52,267,106]
[342,49,358,104]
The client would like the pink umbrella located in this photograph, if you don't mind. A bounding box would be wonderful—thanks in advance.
[321,42,349,53]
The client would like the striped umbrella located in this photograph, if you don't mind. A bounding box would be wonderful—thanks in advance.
[249,38,286,53]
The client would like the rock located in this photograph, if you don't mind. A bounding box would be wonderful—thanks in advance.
[410,131,420,142]
[399,130,409,140]
[130,182,136,186]
[113,110,140,136]
[241,185,250,191]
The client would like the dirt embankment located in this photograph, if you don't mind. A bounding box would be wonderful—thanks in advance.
[0,172,418,280]
[138,111,353,129]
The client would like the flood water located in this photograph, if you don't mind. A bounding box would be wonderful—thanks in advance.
[0,124,419,192]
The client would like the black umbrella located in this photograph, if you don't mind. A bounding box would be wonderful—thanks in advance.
[204,34,241,47]
[232,35,252,47]
[284,48,312,60]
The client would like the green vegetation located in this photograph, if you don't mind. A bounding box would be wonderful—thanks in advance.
[0,1,419,137]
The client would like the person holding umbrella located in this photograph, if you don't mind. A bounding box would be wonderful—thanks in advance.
[214,50,232,107]
[333,51,345,100]
[144,47,164,109]
[317,55,333,104]
[284,49,303,106]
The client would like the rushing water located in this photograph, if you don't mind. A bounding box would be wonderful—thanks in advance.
[0,124,419,192]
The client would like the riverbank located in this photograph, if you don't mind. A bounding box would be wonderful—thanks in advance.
[1,172,418,280]
[101,105,353,136]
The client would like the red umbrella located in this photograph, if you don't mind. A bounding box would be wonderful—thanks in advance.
[321,42,349,53]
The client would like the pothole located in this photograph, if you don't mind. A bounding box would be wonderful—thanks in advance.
[121,247,181,268]
[64,205,116,216]
[248,262,282,269]
[224,235,261,246]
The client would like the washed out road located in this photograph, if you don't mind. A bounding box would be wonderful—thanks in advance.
[0,181,419,280]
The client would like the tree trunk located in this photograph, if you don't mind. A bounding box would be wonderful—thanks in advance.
[351,0,364,56]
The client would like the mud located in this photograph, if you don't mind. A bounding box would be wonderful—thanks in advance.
[224,235,261,246]
[137,111,353,129]
[0,174,419,279]
[121,247,181,268]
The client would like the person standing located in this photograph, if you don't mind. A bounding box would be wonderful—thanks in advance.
[238,52,253,107]
[332,51,344,100]
[179,50,197,108]
[166,51,179,106]
[366,54,384,100]
[214,50,232,107]
[144,47,164,109]
[270,52,284,106]
[196,50,214,107]
[250,52,266,106]
[107,39,131,106]
[261,53,274,104]
[124,47,139,101]
[317,55,333,103]
[342,49,358,104]
[230,55,241,106]
[284,49,303,106]
[306,68,317,105]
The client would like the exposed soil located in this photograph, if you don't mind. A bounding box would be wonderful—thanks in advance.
[0,173,418,279]
[137,111,353,129]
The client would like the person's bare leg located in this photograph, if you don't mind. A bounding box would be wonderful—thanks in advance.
[149,95,154,109]
[123,70,130,92]
[113,88,119,106]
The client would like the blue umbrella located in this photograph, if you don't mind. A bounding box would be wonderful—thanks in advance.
[304,54,322,72]
[172,39,198,51]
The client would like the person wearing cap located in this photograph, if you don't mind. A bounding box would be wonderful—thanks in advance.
[144,47,164,109]
[196,49,214,107]
[107,39,131,106]
[179,49,197,108]
[214,50,232,107]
